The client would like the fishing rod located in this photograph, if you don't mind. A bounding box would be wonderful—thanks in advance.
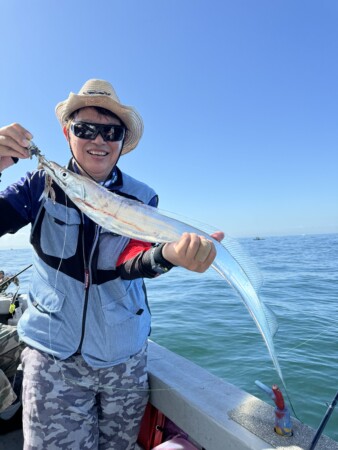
[309,390,338,450]
[0,264,33,290]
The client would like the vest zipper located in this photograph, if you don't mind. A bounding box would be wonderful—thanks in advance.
[84,268,90,289]
[76,220,100,354]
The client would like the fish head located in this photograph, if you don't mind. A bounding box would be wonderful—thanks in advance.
[39,158,84,198]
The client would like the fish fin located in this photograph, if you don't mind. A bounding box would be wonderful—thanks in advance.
[262,303,279,337]
[158,209,264,292]
[220,234,264,293]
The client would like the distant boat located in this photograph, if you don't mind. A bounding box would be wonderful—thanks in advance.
[254,237,265,240]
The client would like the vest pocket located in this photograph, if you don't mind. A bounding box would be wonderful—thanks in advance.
[100,279,145,325]
[30,269,66,313]
[40,200,81,258]
[26,270,66,342]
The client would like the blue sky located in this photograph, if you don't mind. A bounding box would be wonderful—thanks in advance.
[0,0,337,248]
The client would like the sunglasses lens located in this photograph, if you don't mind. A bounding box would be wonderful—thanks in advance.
[103,125,125,142]
[71,122,125,142]
[72,122,97,140]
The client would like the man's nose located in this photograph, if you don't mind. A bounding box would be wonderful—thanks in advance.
[93,131,106,143]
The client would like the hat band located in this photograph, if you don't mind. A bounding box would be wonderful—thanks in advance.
[82,90,112,96]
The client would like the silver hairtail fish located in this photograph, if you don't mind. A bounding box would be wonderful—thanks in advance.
[32,148,286,390]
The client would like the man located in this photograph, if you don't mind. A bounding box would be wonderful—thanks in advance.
[0,271,19,293]
[0,271,23,434]
[0,323,24,433]
[0,79,223,449]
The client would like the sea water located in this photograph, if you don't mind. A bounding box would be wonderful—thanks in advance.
[0,233,337,441]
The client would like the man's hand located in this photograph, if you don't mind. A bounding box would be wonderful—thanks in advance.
[0,123,32,171]
[162,231,224,273]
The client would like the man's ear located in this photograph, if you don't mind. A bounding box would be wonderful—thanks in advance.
[63,126,69,140]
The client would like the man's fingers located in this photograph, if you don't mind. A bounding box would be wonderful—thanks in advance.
[0,123,33,157]
[211,231,224,243]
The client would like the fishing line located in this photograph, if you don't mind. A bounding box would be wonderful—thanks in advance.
[32,152,304,403]
[42,174,156,392]
[158,210,299,416]
[36,143,172,394]
[278,319,338,356]
[273,315,338,426]
[47,186,70,382]
[30,145,260,397]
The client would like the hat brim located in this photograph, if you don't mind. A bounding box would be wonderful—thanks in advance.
[55,93,143,154]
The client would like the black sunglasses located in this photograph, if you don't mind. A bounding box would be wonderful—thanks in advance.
[70,121,126,142]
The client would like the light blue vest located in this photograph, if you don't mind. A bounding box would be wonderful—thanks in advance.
[18,171,156,368]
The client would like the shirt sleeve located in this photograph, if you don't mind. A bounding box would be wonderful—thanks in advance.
[0,198,29,236]
[0,170,45,237]
[117,242,175,280]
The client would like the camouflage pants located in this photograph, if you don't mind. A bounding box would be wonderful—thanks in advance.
[21,345,149,450]
[0,324,25,413]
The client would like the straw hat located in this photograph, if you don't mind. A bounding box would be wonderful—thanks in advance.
[55,79,144,154]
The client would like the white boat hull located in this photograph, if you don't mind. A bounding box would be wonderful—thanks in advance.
[147,340,338,450]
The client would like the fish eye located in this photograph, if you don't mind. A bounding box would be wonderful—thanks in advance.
[61,172,67,178]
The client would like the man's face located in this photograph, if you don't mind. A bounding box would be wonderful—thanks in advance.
[67,107,124,181]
